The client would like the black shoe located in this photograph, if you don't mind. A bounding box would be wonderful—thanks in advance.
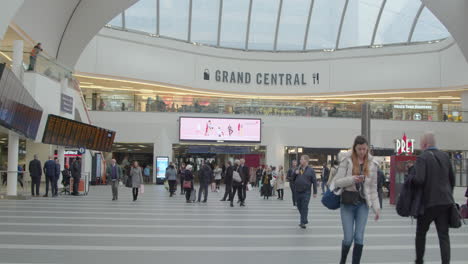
[43,195,48,197]
[220,199,226,201]
[352,244,363,264]
[340,241,351,264]
[230,203,234,207]
[112,198,116,201]
[299,224,306,229]
[186,200,191,203]
[240,203,245,207]
[202,200,207,203]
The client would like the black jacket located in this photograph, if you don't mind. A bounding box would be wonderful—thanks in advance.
[412,149,455,209]
[199,165,213,185]
[28,159,42,178]
[294,166,317,194]
[184,170,194,182]
[239,165,249,185]
[43,160,56,177]
[287,167,298,183]
[72,160,82,179]
[225,166,233,186]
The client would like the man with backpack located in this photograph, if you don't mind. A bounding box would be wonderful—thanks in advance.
[412,132,455,264]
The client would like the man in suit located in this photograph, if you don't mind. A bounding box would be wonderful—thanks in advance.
[71,157,82,196]
[230,160,243,207]
[287,160,298,207]
[221,161,233,201]
[106,159,122,201]
[43,156,56,197]
[52,158,61,197]
[412,132,455,264]
[294,155,317,229]
[239,158,249,206]
[198,161,213,203]
[28,154,42,197]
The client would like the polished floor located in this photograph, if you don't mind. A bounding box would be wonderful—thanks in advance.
[0,185,467,264]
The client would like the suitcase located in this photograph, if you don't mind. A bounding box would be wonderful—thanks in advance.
[190,189,197,202]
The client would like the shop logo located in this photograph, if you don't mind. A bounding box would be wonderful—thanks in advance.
[395,133,415,155]
[203,69,210,80]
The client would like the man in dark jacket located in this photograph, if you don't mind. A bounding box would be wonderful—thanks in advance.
[221,161,233,201]
[321,163,330,194]
[198,161,213,203]
[53,159,61,197]
[377,168,385,209]
[43,156,56,197]
[106,159,122,200]
[294,155,317,229]
[71,157,82,196]
[28,155,42,196]
[230,160,243,207]
[239,158,249,206]
[287,160,298,207]
[412,132,455,264]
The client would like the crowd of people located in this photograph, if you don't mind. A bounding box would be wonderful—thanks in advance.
[27,155,82,197]
[16,132,459,264]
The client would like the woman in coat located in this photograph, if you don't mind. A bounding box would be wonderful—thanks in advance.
[276,165,285,200]
[130,161,144,201]
[333,136,380,264]
[184,165,194,203]
[261,166,273,199]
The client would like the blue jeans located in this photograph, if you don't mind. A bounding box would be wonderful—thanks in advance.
[296,191,311,225]
[340,201,369,246]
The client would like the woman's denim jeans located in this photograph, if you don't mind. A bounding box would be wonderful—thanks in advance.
[340,201,369,246]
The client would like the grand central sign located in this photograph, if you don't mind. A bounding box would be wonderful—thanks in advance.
[203,69,320,86]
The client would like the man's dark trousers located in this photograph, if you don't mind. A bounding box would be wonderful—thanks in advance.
[198,184,209,202]
[296,191,311,225]
[415,205,451,264]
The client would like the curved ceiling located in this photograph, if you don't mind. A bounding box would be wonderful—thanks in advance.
[12,0,138,67]
[106,0,450,52]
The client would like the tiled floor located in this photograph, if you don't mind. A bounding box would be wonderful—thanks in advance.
[0,184,466,264]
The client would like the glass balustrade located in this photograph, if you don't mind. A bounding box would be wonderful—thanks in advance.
[84,96,465,123]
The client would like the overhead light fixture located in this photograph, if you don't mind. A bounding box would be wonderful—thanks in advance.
[371,44,383,48]
[323,48,335,52]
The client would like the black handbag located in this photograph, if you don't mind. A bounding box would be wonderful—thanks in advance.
[449,203,462,229]
[341,190,360,205]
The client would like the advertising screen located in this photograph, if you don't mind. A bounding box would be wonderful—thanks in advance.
[179,117,261,142]
[156,156,169,180]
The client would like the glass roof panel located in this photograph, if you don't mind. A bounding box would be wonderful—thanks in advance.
[160,0,189,40]
[339,0,383,48]
[220,0,250,49]
[124,0,156,34]
[248,0,280,50]
[108,13,123,28]
[191,0,220,45]
[307,0,346,50]
[276,0,311,51]
[374,0,421,45]
[411,7,449,42]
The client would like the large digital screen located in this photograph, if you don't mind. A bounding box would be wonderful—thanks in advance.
[42,115,116,152]
[0,63,42,139]
[179,117,261,143]
[156,156,169,179]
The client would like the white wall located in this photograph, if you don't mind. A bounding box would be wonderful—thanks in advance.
[89,111,468,167]
[76,28,468,95]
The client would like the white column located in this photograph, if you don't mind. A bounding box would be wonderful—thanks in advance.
[7,131,19,196]
[461,91,468,112]
[12,40,23,77]
[6,40,24,196]
[57,146,65,188]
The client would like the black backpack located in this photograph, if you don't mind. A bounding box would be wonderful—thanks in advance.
[396,173,424,218]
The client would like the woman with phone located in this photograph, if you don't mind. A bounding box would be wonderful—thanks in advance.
[333,136,380,264]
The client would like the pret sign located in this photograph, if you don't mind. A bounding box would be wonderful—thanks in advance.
[395,134,415,155]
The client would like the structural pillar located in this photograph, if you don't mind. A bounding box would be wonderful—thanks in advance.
[7,131,19,196]
[57,146,65,188]
[6,40,24,196]
[361,102,371,145]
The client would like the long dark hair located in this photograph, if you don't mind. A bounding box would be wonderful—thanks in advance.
[352,135,369,177]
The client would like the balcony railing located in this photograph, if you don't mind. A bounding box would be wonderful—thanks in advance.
[85,97,465,123]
